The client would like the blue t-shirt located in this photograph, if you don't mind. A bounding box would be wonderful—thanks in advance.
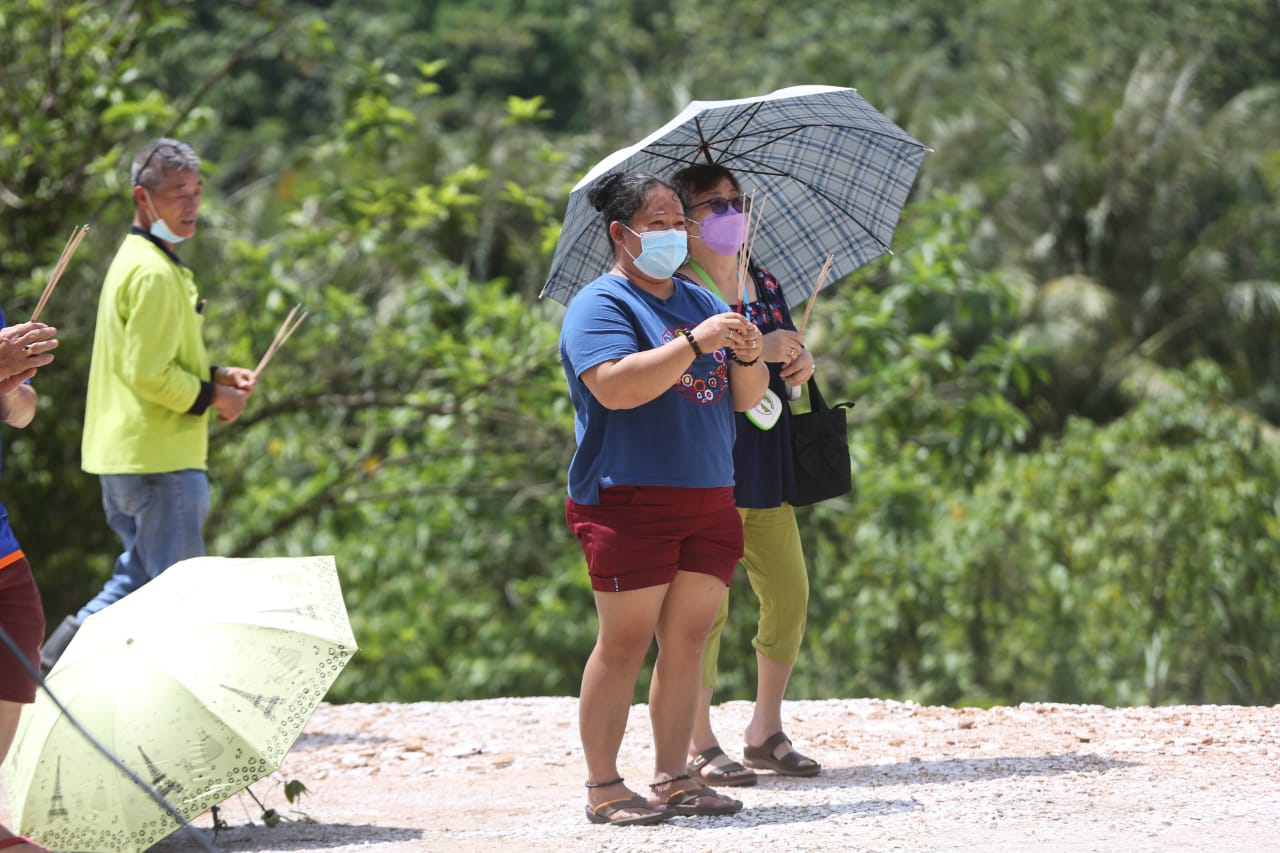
[559,274,738,505]
[0,305,22,559]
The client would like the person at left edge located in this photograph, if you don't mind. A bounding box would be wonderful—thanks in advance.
[0,312,58,852]
[39,138,257,673]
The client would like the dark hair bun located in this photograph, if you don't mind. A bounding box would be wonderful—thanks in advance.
[587,173,624,212]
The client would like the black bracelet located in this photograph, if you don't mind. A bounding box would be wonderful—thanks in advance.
[729,353,761,367]
[678,328,703,357]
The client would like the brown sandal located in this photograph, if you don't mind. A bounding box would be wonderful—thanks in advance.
[742,731,821,777]
[584,777,671,826]
[585,796,671,826]
[688,746,758,787]
[650,774,743,816]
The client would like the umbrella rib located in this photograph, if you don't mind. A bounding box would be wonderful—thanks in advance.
[659,102,776,165]
[693,115,714,164]
[699,101,768,155]
[641,147,714,170]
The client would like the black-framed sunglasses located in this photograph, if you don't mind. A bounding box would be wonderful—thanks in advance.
[689,195,750,215]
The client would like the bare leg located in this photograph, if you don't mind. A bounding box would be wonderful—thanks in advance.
[649,572,741,812]
[744,651,793,749]
[688,587,743,776]
[743,652,819,772]
[688,684,757,783]
[580,585,666,818]
[0,700,20,761]
[689,683,718,753]
[649,571,725,780]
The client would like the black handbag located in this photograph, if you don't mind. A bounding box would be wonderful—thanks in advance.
[789,375,854,506]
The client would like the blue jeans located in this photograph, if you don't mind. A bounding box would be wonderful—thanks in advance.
[77,470,210,619]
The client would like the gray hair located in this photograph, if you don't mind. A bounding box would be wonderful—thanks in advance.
[130,138,200,189]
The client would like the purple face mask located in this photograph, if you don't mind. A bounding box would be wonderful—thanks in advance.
[696,209,748,256]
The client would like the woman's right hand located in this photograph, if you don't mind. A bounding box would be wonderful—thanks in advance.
[691,312,758,355]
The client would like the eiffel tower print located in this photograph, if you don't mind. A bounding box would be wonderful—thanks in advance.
[221,683,283,720]
[138,745,182,799]
[46,756,68,820]
[262,603,321,620]
[270,644,303,671]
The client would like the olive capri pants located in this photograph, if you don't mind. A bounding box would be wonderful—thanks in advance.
[700,503,809,688]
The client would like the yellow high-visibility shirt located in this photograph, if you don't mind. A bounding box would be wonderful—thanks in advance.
[81,232,211,474]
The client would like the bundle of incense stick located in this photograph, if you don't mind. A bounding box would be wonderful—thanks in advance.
[797,254,834,335]
[734,193,768,313]
[31,224,90,322]
[253,304,308,376]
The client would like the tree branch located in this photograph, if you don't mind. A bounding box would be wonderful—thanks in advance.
[165,24,285,138]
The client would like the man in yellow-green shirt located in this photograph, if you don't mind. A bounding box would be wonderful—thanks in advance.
[40,138,257,673]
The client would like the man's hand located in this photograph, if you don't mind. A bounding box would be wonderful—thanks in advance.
[211,384,251,424]
[214,365,257,393]
[211,366,255,423]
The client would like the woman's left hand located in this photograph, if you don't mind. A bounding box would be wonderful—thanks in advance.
[778,347,816,384]
[761,329,805,364]
[728,323,764,364]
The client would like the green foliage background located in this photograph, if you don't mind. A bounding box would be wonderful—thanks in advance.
[2,0,1277,707]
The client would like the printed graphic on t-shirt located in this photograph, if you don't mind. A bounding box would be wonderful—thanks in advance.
[667,326,729,405]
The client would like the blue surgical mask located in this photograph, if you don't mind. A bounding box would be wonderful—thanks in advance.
[144,191,187,245]
[623,226,687,279]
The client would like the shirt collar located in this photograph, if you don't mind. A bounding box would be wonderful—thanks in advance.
[129,225,188,268]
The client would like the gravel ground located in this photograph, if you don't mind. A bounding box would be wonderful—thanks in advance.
[7,697,1280,852]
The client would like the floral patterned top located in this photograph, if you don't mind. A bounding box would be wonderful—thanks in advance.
[675,262,798,508]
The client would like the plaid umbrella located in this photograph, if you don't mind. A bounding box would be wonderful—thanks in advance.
[541,85,930,308]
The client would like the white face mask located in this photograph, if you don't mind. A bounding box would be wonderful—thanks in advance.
[623,225,687,279]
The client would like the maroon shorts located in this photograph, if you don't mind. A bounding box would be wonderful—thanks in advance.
[565,486,743,592]
[0,557,44,703]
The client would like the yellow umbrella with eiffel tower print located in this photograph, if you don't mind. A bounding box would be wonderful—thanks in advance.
[1,554,357,853]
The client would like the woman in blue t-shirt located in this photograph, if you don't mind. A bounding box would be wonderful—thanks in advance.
[670,163,822,788]
[559,171,769,826]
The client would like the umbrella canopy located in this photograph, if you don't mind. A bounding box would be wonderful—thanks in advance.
[541,84,930,308]
[2,555,357,853]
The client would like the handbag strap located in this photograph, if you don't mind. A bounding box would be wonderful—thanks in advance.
[805,375,830,413]
[803,374,854,413]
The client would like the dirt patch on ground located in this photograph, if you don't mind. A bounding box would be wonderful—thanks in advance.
[7,697,1280,851]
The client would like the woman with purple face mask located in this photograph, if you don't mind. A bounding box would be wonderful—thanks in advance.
[671,163,821,787]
